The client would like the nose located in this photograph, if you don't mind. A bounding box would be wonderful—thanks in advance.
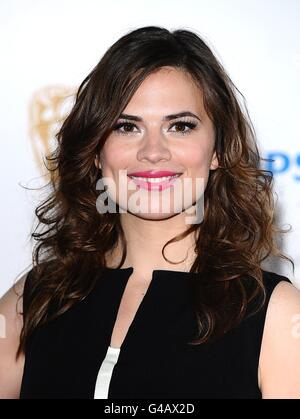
[136,130,171,163]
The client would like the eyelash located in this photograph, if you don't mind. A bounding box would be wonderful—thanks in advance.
[112,119,198,136]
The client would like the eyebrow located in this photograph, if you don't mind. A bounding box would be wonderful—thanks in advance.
[117,111,201,122]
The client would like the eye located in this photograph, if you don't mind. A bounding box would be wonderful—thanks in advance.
[112,122,139,135]
[169,121,197,135]
[112,119,198,136]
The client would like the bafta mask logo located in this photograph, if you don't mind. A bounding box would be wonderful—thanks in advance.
[28,85,76,176]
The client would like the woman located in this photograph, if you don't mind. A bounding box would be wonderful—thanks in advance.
[1,26,300,399]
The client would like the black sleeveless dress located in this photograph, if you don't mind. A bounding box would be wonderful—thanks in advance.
[19,267,292,399]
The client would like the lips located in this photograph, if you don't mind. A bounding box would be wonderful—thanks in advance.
[127,170,182,178]
[127,172,182,191]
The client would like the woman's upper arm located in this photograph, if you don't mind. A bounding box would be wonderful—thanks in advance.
[0,272,28,399]
[259,280,300,399]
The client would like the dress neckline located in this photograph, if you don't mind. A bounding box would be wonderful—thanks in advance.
[99,265,199,352]
[103,266,199,277]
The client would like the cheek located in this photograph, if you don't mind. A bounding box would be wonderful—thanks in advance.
[100,143,128,176]
[181,143,213,175]
[179,145,213,207]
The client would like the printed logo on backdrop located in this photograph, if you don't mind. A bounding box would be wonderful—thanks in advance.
[264,152,300,181]
[28,85,76,178]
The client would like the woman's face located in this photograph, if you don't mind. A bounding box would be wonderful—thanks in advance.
[95,66,218,222]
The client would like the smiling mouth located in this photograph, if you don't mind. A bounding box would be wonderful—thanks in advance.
[129,174,180,182]
[127,174,182,191]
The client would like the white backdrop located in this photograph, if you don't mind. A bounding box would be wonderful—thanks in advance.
[1,0,299,297]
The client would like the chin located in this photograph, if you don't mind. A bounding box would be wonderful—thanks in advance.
[128,210,181,221]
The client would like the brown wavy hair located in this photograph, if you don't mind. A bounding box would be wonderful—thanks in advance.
[16,26,294,360]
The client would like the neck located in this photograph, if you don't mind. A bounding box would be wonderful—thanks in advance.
[105,212,198,279]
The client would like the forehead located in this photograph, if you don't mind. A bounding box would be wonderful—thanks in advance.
[124,67,204,115]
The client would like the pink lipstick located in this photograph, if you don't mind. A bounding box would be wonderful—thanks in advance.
[127,170,183,191]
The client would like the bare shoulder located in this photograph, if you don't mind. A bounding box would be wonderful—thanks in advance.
[259,279,300,399]
[0,270,30,399]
